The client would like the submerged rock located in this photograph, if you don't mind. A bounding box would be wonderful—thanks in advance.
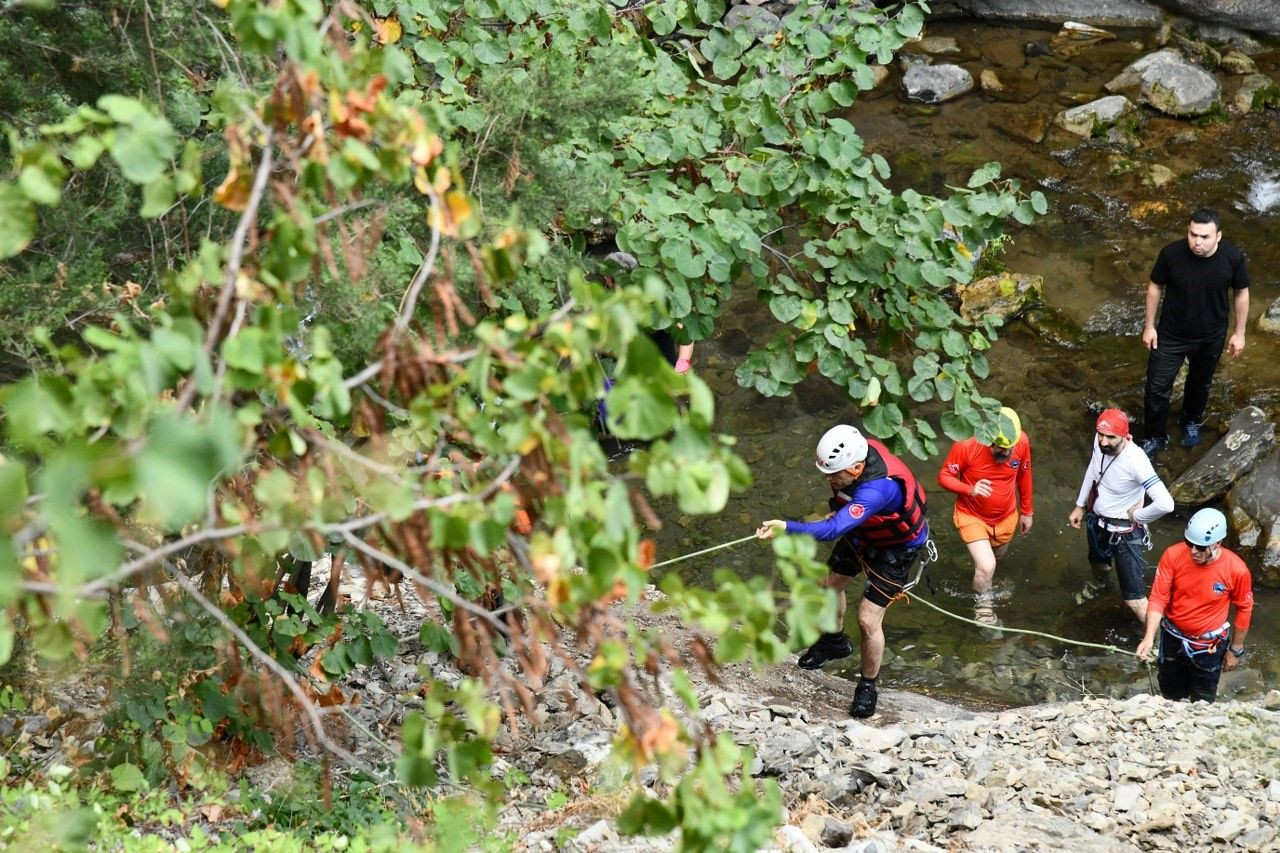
[902,64,975,103]
[955,272,1043,324]
[1169,406,1275,505]
[1054,95,1136,137]
[1022,305,1089,349]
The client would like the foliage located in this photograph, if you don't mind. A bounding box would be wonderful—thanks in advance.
[0,0,234,375]
[0,0,1045,848]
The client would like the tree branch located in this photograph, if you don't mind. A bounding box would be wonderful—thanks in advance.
[391,185,443,340]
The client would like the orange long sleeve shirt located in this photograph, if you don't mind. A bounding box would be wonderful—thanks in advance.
[937,435,1033,525]
[1150,543,1254,637]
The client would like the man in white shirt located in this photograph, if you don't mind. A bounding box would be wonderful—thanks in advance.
[1068,409,1175,623]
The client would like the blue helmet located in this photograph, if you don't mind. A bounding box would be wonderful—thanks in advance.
[1185,508,1227,547]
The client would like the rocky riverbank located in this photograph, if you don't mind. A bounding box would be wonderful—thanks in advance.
[467,593,1280,852]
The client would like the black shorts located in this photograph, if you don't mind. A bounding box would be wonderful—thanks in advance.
[827,536,923,608]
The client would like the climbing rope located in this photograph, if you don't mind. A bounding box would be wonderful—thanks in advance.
[901,589,1130,655]
[648,533,759,570]
[652,530,1146,666]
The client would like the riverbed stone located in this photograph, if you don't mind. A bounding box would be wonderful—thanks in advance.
[902,64,975,103]
[1106,49,1221,116]
[955,272,1042,324]
[1169,406,1275,505]
[989,105,1049,143]
[1231,74,1278,115]
[1054,94,1135,137]
[1218,50,1257,75]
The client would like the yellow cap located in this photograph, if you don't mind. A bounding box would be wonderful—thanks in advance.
[993,406,1021,449]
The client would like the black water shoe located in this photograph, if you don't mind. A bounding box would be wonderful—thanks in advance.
[851,678,878,718]
[1182,423,1202,448]
[797,632,854,669]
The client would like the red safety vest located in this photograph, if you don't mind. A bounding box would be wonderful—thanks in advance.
[831,439,928,548]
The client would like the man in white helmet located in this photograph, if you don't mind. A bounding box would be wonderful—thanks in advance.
[1135,508,1253,703]
[757,424,929,719]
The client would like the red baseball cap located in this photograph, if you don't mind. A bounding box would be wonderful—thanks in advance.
[1095,409,1130,438]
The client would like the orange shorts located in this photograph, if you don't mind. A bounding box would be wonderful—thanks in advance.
[954,508,1018,547]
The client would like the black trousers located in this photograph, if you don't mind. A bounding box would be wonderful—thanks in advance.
[1157,627,1228,703]
[1143,332,1225,441]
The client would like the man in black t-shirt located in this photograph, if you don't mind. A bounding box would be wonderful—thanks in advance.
[1140,208,1250,456]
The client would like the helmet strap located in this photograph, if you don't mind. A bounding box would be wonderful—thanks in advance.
[845,460,866,479]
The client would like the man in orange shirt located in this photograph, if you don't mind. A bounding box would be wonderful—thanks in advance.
[1136,508,1253,703]
[937,407,1033,626]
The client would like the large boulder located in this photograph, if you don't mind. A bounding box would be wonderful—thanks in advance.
[902,63,975,103]
[1054,95,1137,137]
[1107,49,1221,116]
[1169,406,1275,505]
[929,1,1280,37]
[929,1,1165,27]
[955,272,1043,324]
[1159,0,1280,37]
[1226,446,1280,585]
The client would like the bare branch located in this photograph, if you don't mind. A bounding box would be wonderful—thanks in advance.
[391,185,443,340]
[315,198,386,225]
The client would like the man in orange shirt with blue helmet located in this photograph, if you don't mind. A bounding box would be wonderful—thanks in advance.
[937,407,1033,626]
[1136,508,1253,703]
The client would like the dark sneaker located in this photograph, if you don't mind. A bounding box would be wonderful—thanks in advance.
[1182,423,1202,448]
[1139,436,1166,457]
[798,632,854,669]
[851,679,878,718]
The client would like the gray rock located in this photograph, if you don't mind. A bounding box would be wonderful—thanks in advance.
[1159,1,1280,37]
[1171,406,1275,504]
[929,1,1165,28]
[1232,74,1279,115]
[1055,94,1136,137]
[901,64,975,104]
[1106,49,1221,116]
[1106,48,1183,90]
[723,5,781,41]
[1226,445,1280,582]
[1141,61,1221,115]
[1219,50,1257,75]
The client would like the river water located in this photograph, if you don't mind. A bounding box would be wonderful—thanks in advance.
[655,21,1280,709]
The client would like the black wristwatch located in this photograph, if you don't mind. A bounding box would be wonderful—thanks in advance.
[1229,646,1246,658]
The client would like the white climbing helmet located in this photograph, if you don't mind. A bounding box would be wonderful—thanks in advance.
[1185,508,1228,547]
[815,425,869,474]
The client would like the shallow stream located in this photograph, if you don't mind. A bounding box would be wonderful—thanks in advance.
[656,20,1280,709]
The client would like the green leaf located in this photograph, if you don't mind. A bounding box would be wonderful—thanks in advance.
[111,762,148,792]
[140,176,175,218]
[967,162,1001,188]
[108,113,177,184]
[18,165,62,206]
[0,184,37,259]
